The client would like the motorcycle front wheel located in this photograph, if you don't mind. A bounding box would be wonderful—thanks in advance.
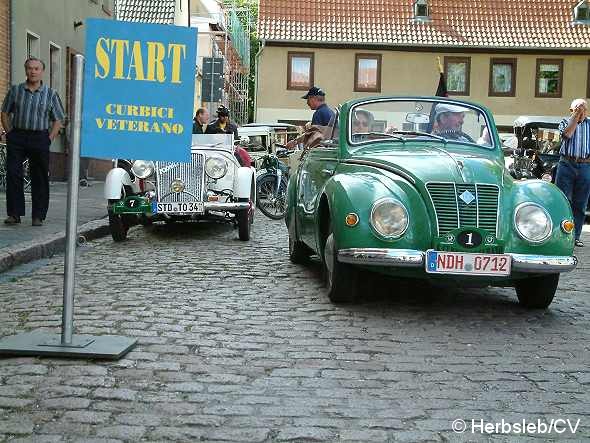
[256,174,288,220]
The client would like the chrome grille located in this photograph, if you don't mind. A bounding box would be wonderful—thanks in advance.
[426,183,500,236]
[155,153,204,203]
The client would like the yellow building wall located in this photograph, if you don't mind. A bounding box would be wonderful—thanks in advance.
[256,45,590,127]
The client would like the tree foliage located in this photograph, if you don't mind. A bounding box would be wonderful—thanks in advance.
[223,0,259,122]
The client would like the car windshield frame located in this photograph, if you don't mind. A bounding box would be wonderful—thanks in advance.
[347,97,497,151]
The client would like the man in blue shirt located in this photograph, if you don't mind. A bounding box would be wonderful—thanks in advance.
[286,86,335,149]
[303,86,334,126]
[555,98,590,247]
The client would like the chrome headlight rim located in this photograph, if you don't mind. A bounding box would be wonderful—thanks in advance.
[131,160,155,179]
[370,197,410,240]
[513,202,553,244]
[205,155,229,179]
[170,179,185,193]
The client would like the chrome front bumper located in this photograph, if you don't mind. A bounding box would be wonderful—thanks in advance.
[204,202,250,212]
[337,249,578,274]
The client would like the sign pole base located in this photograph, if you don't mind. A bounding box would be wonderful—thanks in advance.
[0,331,137,359]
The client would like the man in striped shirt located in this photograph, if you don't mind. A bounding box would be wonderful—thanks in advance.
[1,57,65,226]
[555,98,590,247]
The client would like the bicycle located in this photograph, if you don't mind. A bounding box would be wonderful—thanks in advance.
[256,145,295,220]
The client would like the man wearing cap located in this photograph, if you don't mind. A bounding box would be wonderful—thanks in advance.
[209,105,239,140]
[432,103,474,143]
[303,86,334,127]
[555,98,590,247]
[286,86,334,149]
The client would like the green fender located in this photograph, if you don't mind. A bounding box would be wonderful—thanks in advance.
[316,170,434,253]
[501,179,575,255]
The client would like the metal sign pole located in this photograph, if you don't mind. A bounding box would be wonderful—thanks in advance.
[0,54,137,359]
[61,54,83,345]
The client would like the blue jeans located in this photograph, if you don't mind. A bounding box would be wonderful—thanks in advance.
[554,158,590,240]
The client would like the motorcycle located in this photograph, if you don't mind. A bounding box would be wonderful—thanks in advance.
[255,144,294,220]
[506,116,561,182]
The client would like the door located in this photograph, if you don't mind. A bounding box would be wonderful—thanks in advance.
[296,114,340,251]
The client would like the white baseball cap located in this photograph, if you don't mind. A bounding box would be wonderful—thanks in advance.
[434,103,466,120]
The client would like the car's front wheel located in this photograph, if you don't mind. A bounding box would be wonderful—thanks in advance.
[324,226,359,303]
[237,198,253,241]
[108,204,128,242]
[515,274,559,309]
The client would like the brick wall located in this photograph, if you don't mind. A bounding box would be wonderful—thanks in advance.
[0,0,10,103]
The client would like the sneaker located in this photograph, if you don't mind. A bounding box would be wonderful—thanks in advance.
[4,215,21,225]
[32,218,43,227]
[575,239,584,247]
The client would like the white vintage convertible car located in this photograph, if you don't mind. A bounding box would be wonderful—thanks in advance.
[104,134,256,241]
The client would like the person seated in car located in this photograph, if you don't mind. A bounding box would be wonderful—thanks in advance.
[234,137,253,167]
[432,104,475,143]
[352,109,374,134]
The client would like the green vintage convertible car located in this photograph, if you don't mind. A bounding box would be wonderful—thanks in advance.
[286,97,578,308]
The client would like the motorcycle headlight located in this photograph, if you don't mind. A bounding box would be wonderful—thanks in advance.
[205,156,228,179]
[370,198,409,239]
[514,203,552,243]
[131,160,155,179]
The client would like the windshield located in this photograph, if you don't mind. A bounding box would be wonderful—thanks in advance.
[348,99,494,150]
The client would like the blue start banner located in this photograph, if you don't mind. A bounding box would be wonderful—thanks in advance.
[81,18,197,162]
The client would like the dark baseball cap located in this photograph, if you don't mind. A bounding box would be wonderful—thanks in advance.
[301,86,325,99]
[217,105,230,116]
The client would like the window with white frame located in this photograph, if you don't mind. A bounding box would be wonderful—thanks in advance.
[26,31,40,59]
[574,0,590,23]
[414,0,429,19]
[49,43,61,90]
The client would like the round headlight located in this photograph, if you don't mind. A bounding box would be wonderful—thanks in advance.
[131,160,155,179]
[514,203,552,243]
[205,156,228,179]
[370,198,409,239]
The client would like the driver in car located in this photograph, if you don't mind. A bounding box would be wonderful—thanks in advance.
[432,104,475,143]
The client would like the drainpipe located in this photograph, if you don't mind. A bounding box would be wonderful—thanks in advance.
[254,39,265,123]
[9,0,15,84]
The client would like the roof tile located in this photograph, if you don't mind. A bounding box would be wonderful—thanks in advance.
[259,0,590,49]
[116,0,176,24]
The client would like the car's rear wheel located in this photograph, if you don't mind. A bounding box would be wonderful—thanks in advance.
[323,224,359,303]
[288,216,311,264]
[515,274,559,309]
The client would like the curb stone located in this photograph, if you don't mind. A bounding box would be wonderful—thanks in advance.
[0,217,111,274]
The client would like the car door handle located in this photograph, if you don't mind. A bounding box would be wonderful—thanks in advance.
[321,169,334,177]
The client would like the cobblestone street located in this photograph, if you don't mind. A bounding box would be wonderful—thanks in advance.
[0,215,589,442]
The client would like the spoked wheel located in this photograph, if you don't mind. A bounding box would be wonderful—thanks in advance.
[515,274,559,309]
[323,223,359,303]
[256,174,288,220]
